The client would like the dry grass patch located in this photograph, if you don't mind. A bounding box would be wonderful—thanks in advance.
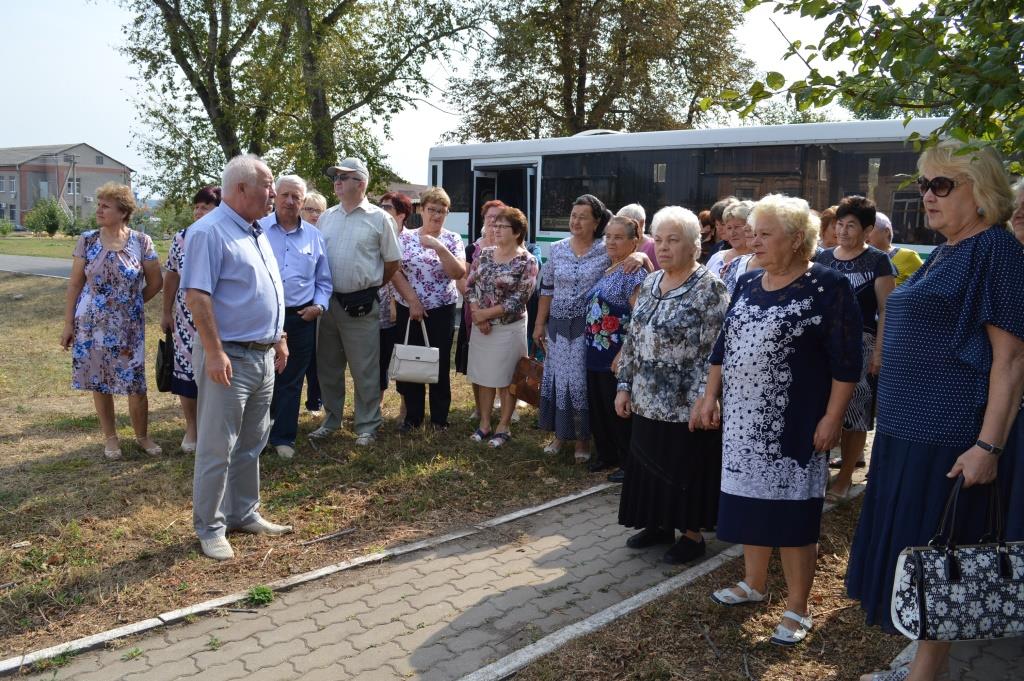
[0,272,594,657]
[517,498,908,681]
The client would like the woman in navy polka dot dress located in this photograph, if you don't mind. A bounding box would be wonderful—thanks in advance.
[848,140,1024,681]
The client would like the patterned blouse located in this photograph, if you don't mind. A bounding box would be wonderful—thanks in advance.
[539,238,609,320]
[584,265,647,372]
[616,267,729,423]
[165,229,198,382]
[393,228,466,310]
[466,247,539,325]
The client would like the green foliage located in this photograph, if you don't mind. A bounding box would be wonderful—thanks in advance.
[23,199,70,237]
[246,584,274,606]
[64,215,98,237]
[121,647,143,661]
[121,0,483,198]
[0,219,13,236]
[734,0,1024,170]
[444,0,753,142]
[152,200,194,237]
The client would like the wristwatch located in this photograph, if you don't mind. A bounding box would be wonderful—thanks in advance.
[316,303,325,314]
[975,439,1003,457]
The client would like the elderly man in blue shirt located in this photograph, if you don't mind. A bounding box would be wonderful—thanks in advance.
[183,154,293,561]
[260,175,332,460]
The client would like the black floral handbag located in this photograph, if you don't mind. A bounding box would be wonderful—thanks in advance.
[891,475,1024,641]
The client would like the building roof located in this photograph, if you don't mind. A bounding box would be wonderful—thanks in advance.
[373,182,430,203]
[0,143,135,171]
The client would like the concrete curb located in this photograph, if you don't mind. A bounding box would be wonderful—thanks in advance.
[0,483,615,675]
[459,482,868,681]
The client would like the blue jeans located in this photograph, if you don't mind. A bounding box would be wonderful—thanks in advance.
[269,312,317,446]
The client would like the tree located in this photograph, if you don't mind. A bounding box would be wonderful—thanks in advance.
[726,0,1024,168]
[443,0,754,142]
[23,199,70,237]
[122,0,483,198]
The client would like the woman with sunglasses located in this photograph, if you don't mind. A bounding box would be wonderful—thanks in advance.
[847,140,1024,681]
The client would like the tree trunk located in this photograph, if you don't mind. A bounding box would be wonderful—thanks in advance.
[294,1,337,176]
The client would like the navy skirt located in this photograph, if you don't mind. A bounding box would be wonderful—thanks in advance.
[846,431,1020,633]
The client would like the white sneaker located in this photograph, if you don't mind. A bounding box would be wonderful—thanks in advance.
[354,433,376,446]
[200,536,234,561]
[239,516,293,536]
[275,444,295,459]
[308,426,334,440]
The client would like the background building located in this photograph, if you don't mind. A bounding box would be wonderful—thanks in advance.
[0,143,133,226]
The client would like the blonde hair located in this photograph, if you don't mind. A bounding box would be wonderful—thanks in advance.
[750,194,820,261]
[722,199,756,224]
[418,186,451,209]
[303,190,327,211]
[918,139,1013,223]
[95,182,136,223]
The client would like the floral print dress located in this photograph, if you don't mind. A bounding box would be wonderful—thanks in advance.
[71,230,158,395]
[465,247,539,324]
[584,265,647,372]
[165,229,198,391]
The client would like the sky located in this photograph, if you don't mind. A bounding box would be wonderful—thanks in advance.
[1,1,843,193]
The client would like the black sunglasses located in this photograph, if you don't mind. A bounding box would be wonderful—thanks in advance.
[917,175,961,198]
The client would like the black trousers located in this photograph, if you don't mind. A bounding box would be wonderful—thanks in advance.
[587,370,632,468]
[395,302,455,427]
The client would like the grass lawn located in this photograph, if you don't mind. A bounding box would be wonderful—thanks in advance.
[0,234,172,261]
[0,271,594,656]
[517,497,909,681]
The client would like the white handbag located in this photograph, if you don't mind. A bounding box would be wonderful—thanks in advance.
[388,318,440,384]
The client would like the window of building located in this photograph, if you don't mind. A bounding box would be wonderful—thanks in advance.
[0,177,5,192]
[95,155,104,165]
[8,176,14,193]
[653,163,667,183]
[8,204,14,222]
[63,154,75,163]
[66,177,81,195]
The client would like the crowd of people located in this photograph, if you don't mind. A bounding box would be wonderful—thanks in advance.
[59,139,1024,681]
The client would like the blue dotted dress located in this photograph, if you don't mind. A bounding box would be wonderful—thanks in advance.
[846,226,1024,632]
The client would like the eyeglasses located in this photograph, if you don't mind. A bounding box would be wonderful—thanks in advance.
[491,222,513,230]
[302,207,323,214]
[917,176,962,198]
[380,203,395,211]
[424,206,449,216]
[333,175,361,183]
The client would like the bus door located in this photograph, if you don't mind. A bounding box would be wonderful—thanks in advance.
[471,171,498,242]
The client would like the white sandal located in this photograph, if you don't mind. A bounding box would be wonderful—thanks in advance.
[542,439,562,455]
[710,580,765,606]
[770,610,813,646]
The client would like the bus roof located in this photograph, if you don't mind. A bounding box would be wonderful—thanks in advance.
[427,117,947,161]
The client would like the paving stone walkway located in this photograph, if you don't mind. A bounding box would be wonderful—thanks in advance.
[28,488,732,681]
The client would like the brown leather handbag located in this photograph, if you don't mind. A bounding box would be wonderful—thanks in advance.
[510,352,543,407]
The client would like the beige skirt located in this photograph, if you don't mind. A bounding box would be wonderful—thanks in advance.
[468,317,527,388]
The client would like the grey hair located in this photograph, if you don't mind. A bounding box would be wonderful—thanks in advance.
[874,211,893,239]
[221,154,268,196]
[275,174,307,194]
[617,203,647,229]
[750,194,820,261]
[651,206,701,253]
[723,199,756,224]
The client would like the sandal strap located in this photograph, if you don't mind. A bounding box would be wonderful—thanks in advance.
[780,609,812,630]
[736,580,763,600]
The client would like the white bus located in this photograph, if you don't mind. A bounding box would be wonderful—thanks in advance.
[427,117,947,255]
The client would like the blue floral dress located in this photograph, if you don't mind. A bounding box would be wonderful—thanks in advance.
[711,264,862,546]
[71,230,158,395]
[166,229,198,396]
[584,265,647,371]
[539,238,609,440]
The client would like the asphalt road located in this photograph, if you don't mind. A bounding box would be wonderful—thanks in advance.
[0,254,71,279]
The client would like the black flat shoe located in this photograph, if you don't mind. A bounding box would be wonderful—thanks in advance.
[662,536,707,565]
[626,527,674,549]
[398,421,418,434]
[587,458,614,473]
[607,469,625,483]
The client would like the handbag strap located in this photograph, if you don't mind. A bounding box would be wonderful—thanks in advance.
[402,317,433,347]
[930,475,1006,549]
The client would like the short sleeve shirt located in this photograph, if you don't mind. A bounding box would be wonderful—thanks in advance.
[876,227,1024,447]
[318,199,401,293]
[814,245,896,334]
[393,228,466,310]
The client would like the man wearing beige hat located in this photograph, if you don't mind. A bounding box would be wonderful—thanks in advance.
[311,158,401,445]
